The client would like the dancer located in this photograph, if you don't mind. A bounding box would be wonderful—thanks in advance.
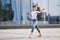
[29,5,45,38]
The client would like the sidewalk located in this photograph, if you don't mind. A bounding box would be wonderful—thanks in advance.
[0,21,60,29]
[0,28,60,40]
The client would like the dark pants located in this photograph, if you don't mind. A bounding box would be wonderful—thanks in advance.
[31,19,40,33]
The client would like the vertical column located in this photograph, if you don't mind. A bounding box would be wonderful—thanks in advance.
[43,0,48,24]
[15,0,21,24]
[21,0,31,24]
[30,0,34,11]
[11,0,17,22]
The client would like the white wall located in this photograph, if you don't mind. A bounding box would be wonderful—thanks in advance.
[49,0,60,16]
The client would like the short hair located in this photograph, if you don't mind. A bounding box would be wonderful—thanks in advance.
[33,5,37,8]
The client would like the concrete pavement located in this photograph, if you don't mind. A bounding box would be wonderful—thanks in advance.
[0,28,60,40]
[0,21,60,29]
[0,24,60,29]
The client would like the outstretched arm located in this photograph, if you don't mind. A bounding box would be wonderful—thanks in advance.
[36,8,45,14]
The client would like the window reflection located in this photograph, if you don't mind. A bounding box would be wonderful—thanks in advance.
[0,0,60,24]
[0,0,13,21]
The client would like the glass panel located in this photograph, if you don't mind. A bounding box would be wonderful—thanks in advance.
[48,0,60,24]
[0,0,13,21]
[35,0,60,24]
[0,0,60,24]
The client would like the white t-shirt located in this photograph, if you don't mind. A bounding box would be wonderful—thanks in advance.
[31,11,37,19]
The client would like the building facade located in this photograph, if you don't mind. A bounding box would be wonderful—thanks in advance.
[0,0,13,21]
[0,0,60,24]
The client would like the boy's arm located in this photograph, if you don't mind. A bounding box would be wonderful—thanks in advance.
[36,8,45,14]
[28,13,32,19]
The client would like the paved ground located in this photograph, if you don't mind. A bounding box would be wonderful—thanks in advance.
[0,28,60,40]
[0,24,60,29]
[0,21,60,29]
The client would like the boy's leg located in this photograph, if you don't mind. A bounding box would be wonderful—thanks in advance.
[35,21,41,37]
[31,25,35,32]
[29,25,34,38]
[35,25,41,37]
[29,21,35,38]
[35,25,40,33]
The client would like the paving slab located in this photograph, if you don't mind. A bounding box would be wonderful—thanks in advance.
[0,28,60,40]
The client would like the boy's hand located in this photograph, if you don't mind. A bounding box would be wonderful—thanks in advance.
[40,8,45,12]
[41,8,45,10]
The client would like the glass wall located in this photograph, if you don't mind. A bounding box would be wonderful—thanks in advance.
[34,0,60,24]
[48,0,60,24]
[0,0,13,21]
[12,0,33,24]
[0,0,3,21]
[0,0,60,24]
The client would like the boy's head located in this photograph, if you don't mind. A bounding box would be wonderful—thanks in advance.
[33,5,37,11]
